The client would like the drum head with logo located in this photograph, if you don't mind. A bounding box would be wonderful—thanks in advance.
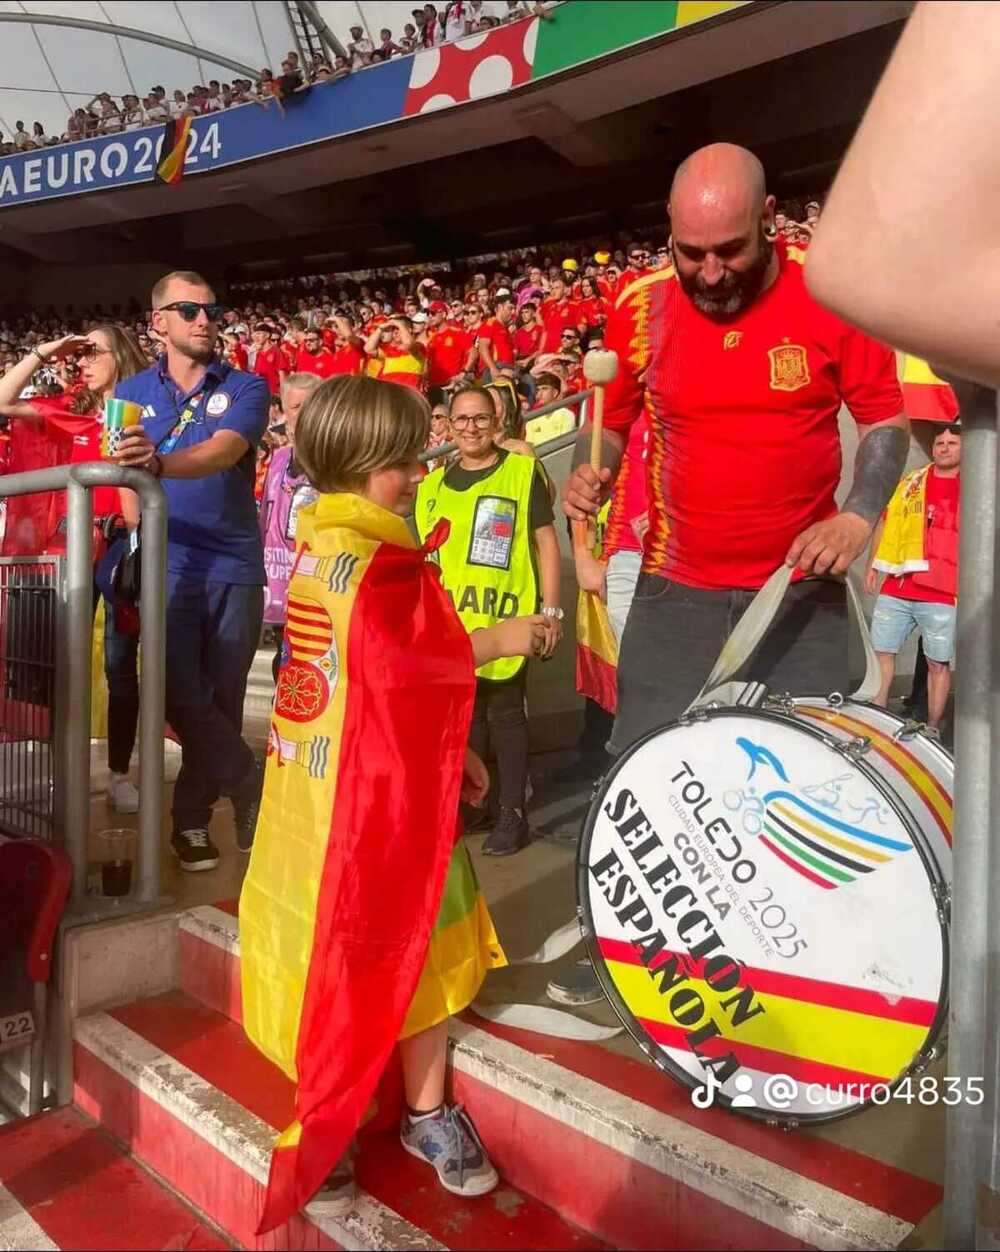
[578,708,948,1123]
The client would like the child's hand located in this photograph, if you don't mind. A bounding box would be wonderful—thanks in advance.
[461,749,490,807]
[493,615,549,660]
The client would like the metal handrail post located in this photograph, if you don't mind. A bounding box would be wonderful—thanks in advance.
[943,384,997,1247]
[68,464,167,907]
[63,476,93,906]
[977,388,1000,1250]
[0,463,167,909]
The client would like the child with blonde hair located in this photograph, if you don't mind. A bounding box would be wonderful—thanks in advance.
[239,375,549,1232]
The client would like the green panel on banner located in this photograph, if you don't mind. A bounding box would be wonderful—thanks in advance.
[532,2,680,80]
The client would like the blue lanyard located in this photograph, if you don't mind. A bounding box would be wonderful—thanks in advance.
[157,390,205,456]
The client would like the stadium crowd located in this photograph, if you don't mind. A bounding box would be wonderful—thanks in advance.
[0,1,557,154]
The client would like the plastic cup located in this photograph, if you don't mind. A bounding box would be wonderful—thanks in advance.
[97,828,135,897]
[102,398,142,458]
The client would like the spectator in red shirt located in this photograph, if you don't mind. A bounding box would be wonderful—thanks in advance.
[295,328,337,378]
[327,315,366,376]
[250,324,283,395]
[425,301,475,388]
[539,277,585,353]
[222,331,248,371]
[476,291,516,380]
[0,324,149,815]
[563,142,909,753]
[612,243,653,300]
[577,276,607,339]
[514,302,544,370]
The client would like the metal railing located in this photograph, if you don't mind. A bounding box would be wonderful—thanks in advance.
[0,462,167,912]
[0,555,61,840]
[943,384,997,1247]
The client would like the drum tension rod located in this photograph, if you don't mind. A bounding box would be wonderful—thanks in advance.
[838,735,873,760]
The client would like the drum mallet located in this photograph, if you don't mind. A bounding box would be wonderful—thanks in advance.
[572,347,620,553]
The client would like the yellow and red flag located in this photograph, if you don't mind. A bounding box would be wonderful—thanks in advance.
[154,116,192,186]
[899,354,959,424]
[575,586,618,715]
[239,494,480,1233]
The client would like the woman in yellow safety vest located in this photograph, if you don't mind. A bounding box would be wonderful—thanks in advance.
[415,385,562,856]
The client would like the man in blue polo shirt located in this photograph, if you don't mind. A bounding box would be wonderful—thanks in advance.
[115,269,269,872]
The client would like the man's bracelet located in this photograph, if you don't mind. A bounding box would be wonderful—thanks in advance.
[148,454,164,478]
[30,348,49,364]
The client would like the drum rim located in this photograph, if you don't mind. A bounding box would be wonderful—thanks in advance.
[577,704,950,1127]
[789,696,955,770]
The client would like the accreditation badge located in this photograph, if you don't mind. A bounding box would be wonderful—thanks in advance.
[468,496,517,570]
[286,484,319,542]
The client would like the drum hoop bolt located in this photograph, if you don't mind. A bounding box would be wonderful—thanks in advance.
[839,735,873,760]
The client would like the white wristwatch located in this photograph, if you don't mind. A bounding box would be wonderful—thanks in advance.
[541,605,564,621]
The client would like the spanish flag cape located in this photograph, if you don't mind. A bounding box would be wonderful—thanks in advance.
[239,493,476,1233]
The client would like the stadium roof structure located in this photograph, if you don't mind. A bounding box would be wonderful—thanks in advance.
[0,1,433,140]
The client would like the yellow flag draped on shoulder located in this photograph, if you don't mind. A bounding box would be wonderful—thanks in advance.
[240,494,486,1232]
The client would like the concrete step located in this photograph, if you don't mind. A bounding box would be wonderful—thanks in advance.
[176,903,941,1250]
[0,1105,230,1250]
[72,991,605,1252]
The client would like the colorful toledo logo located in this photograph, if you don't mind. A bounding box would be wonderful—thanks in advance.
[274,594,338,724]
[736,738,912,890]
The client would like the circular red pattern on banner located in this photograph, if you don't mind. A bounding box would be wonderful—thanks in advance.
[275,659,328,723]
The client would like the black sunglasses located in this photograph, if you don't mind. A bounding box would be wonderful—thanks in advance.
[156,300,225,323]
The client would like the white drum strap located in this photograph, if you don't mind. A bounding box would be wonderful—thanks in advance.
[688,566,881,710]
[473,570,880,1040]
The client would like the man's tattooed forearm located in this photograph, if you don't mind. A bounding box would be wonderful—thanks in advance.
[843,426,908,523]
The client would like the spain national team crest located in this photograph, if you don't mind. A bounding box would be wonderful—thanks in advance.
[768,341,811,392]
[723,331,742,350]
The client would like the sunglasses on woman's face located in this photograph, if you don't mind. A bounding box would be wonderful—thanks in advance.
[79,342,112,358]
[156,300,225,323]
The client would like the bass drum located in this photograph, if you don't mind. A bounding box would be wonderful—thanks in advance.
[578,703,950,1124]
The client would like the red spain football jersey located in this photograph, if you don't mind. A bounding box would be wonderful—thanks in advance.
[602,241,903,590]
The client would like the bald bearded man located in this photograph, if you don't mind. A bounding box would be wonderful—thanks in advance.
[550,145,907,1006]
[564,144,909,750]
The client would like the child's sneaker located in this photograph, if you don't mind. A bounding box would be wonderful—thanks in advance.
[400,1103,498,1196]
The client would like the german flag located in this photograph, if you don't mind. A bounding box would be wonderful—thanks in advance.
[239,496,503,1233]
[154,116,192,186]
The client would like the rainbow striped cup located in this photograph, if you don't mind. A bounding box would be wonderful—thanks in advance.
[102,398,142,457]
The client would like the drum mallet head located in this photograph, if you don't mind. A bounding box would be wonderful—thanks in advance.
[583,348,619,386]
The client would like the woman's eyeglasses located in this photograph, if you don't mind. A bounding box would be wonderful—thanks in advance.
[79,343,112,358]
[450,413,494,430]
[156,301,225,323]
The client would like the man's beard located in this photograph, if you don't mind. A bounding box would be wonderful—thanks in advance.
[675,231,773,321]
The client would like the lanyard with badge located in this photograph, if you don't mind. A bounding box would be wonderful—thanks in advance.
[158,389,205,456]
[123,389,205,562]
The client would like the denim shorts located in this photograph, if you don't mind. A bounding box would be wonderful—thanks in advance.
[870,593,956,663]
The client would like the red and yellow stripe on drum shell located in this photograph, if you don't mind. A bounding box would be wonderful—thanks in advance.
[597,937,939,1090]
[796,707,952,847]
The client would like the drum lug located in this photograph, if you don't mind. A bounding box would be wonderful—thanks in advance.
[827,691,845,709]
[765,693,795,716]
[893,720,925,742]
[838,735,872,761]
[679,708,712,723]
[764,1114,799,1131]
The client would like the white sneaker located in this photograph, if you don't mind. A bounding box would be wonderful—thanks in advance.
[107,772,140,814]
